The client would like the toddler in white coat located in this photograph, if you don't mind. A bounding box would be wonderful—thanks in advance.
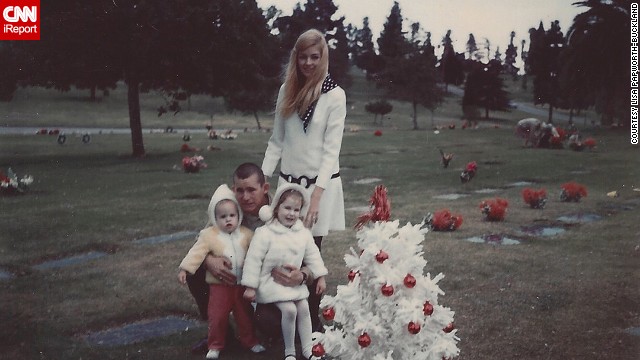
[242,183,327,360]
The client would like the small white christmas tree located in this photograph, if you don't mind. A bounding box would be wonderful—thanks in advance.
[311,186,460,360]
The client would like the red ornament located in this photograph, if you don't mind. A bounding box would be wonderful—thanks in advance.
[408,321,421,334]
[358,333,371,347]
[403,274,416,288]
[423,301,434,316]
[381,283,394,296]
[348,270,358,282]
[375,250,389,263]
[312,343,325,356]
[322,307,335,321]
[443,322,455,333]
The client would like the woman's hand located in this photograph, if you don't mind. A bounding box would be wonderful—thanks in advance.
[304,186,324,228]
[203,254,236,285]
[315,276,326,295]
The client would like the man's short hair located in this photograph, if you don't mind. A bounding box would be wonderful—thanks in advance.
[233,162,266,185]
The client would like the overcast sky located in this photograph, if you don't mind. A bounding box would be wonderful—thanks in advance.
[255,0,584,58]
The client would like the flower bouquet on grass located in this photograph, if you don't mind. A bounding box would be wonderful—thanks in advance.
[479,198,509,221]
[521,188,547,209]
[426,209,463,231]
[460,161,477,183]
[583,137,596,149]
[1,168,34,195]
[182,155,207,173]
[313,185,459,360]
[180,143,201,152]
[550,127,566,149]
[560,181,587,202]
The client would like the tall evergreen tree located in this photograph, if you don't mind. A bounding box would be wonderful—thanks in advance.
[504,31,519,79]
[462,60,510,119]
[562,0,630,125]
[440,30,464,91]
[352,17,381,76]
[527,20,565,123]
[330,17,353,87]
[377,1,406,59]
[377,20,443,130]
[466,34,478,60]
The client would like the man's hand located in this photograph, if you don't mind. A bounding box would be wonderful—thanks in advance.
[178,270,188,285]
[272,264,306,287]
[203,254,236,285]
[243,287,256,302]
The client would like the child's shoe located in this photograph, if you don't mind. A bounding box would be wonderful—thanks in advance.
[250,344,266,353]
[206,349,220,359]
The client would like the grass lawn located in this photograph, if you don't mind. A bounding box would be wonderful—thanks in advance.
[1,69,639,359]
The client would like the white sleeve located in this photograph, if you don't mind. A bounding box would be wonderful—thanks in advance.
[316,88,346,188]
[302,231,328,277]
[241,227,270,288]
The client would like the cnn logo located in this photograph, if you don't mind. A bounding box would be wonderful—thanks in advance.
[3,6,37,22]
[1,0,40,40]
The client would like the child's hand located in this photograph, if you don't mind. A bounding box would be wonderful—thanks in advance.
[243,288,256,302]
[316,276,326,295]
[178,270,187,285]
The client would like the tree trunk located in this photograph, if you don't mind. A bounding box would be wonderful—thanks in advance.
[253,111,262,130]
[569,108,574,123]
[90,86,96,101]
[126,73,145,158]
[412,101,418,130]
[431,110,435,128]
[485,107,489,119]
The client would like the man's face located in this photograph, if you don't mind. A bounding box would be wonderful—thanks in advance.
[233,173,269,216]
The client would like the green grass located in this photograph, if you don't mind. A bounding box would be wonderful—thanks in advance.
[1,69,639,359]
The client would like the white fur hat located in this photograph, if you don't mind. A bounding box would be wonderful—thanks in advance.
[207,184,242,227]
[259,183,310,222]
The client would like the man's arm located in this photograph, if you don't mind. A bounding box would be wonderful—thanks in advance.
[271,264,314,287]
[203,253,236,285]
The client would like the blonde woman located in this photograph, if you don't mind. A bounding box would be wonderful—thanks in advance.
[261,29,346,332]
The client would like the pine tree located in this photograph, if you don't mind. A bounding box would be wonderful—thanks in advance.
[377,1,406,59]
[504,31,519,79]
[312,186,460,360]
[466,33,478,60]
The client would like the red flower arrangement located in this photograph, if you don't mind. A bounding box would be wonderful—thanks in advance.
[460,161,477,183]
[479,198,509,221]
[550,127,566,148]
[427,209,463,231]
[182,155,207,173]
[374,130,383,136]
[180,143,196,152]
[583,137,596,149]
[521,188,547,209]
[560,181,588,202]
[354,185,391,229]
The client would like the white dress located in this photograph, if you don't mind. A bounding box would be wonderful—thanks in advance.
[262,84,347,236]
[241,219,328,304]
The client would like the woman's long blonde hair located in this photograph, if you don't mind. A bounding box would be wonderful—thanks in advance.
[278,29,329,119]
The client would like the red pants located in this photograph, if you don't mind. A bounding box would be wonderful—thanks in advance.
[207,284,259,351]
